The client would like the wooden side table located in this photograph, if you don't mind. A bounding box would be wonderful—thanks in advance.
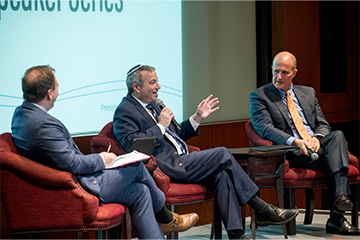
[228,147,290,239]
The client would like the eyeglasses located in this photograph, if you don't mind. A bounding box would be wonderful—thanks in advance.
[127,64,142,76]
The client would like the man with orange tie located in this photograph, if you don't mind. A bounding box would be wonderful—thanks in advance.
[249,51,360,236]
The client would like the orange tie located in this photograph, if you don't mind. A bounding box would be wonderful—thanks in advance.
[286,91,312,141]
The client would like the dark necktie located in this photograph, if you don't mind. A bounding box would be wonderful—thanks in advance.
[146,104,159,121]
[146,104,188,155]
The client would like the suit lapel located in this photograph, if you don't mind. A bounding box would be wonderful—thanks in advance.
[267,84,292,128]
[125,94,158,126]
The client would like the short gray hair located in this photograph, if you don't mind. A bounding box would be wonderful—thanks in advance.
[126,65,156,94]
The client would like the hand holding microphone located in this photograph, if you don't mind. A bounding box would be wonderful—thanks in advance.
[306,137,321,160]
[307,148,319,160]
[155,99,181,131]
[294,139,319,161]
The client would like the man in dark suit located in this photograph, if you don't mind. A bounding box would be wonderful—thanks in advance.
[11,65,199,239]
[250,51,360,235]
[113,64,299,239]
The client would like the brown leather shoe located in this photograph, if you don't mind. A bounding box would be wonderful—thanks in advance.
[158,212,199,235]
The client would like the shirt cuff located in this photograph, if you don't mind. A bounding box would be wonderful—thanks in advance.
[157,123,166,134]
[314,134,324,141]
[99,154,106,167]
[286,136,296,146]
[189,116,200,131]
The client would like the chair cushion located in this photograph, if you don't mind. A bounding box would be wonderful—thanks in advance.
[349,151,358,169]
[283,168,326,188]
[87,203,126,228]
[165,183,213,205]
[255,160,359,188]
[150,153,213,205]
[348,164,360,182]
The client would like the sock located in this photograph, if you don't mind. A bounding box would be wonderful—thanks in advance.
[155,206,174,224]
[247,194,269,215]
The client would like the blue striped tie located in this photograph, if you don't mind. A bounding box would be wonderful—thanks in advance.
[146,104,188,155]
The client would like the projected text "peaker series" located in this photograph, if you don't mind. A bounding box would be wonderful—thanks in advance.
[0,0,123,13]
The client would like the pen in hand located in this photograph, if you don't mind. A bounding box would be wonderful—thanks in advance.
[107,142,111,153]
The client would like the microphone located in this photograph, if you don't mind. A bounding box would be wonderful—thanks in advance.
[307,149,319,161]
[155,99,181,131]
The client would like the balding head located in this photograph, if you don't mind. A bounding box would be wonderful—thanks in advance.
[22,65,56,103]
[273,51,297,71]
[272,51,298,91]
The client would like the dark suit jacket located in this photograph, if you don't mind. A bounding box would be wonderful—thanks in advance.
[249,83,331,145]
[11,101,105,199]
[113,93,199,182]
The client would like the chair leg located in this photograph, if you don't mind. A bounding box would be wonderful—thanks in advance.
[275,169,288,239]
[32,233,41,239]
[109,224,122,239]
[166,205,179,239]
[243,205,258,237]
[350,183,359,228]
[76,232,83,239]
[304,189,315,224]
[210,215,214,239]
[284,188,296,235]
[96,229,108,240]
[250,207,256,239]
[125,208,132,239]
[212,200,222,239]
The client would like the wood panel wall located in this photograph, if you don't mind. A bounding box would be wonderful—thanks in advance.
[271,1,359,124]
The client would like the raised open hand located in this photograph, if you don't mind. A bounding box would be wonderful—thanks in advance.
[192,94,220,124]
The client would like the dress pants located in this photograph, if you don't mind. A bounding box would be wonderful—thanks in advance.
[100,162,166,239]
[286,130,350,202]
[179,147,259,234]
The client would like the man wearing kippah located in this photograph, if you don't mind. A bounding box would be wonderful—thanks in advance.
[113,64,299,239]
[11,65,199,239]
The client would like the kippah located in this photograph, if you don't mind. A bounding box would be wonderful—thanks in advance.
[127,64,142,76]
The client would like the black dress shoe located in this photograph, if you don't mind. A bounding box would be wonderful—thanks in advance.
[256,205,299,226]
[326,217,360,235]
[332,194,353,214]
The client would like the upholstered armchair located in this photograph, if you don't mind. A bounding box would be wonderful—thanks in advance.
[0,132,129,239]
[245,120,359,235]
